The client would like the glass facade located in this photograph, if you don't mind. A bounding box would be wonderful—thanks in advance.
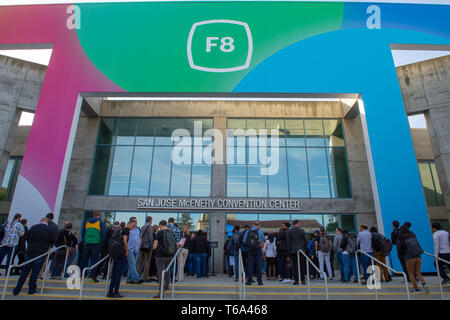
[89,118,213,197]
[418,161,445,206]
[226,119,351,198]
[0,157,22,201]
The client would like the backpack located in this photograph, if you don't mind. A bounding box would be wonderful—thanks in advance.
[318,235,331,253]
[233,232,240,251]
[346,238,357,254]
[140,225,153,251]
[405,236,423,258]
[245,230,260,251]
[0,221,8,242]
[159,230,177,257]
[372,233,382,252]
[380,237,392,257]
[108,228,125,258]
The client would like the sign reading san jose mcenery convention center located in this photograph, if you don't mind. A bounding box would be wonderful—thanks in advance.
[137,198,301,211]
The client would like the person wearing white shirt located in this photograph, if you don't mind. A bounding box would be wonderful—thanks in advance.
[431,222,450,285]
[263,232,277,280]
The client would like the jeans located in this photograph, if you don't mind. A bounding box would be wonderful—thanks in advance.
[109,255,126,295]
[194,253,207,278]
[51,249,67,277]
[234,251,240,279]
[186,253,194,275]
[277,254,283,278]
[226,255,233,277]
[156,257,171,292]
[127,250,141,283]
[336,252,344,280]
[359,251,374,280]
[291,253,306,283]
[247,249,263,284]
[342,253,357,281]
[80,243,101,279]
[177,248,189,281]
[318,251,332,279]
[137,248,153,281]
[13,255,46,295]
[0,246,16,271]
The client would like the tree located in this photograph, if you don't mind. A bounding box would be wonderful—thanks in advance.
[179,213,194,230]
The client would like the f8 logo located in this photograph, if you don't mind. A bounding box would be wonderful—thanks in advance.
[188,20,253,73]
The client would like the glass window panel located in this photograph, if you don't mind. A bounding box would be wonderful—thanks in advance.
[418,162,437,206]
[266,119,285,146]
[340,215,356,233]
[0,159,15,201]
[287,148,309,198]
[305,120,325,146]
[89,146,112,195]
[247,163,268,197]
[268,147,289,197]
[191,163,211,196]
[247,119,265,131]
[98,118,117,145]
[170,162,191,197]
[324,120,345,147]
[129,146,153,196]
[226,213,259,227]
[227,165,247,197]
[6,158,21,201]
[180,213,210,232]
[286,119,305,147]
[145,212,179,228]
[258,214,290,233]
[327,148,351,198]
[155,118,177,145]
[114,212,147,228]
[108,146,134,195]
[323,214,339,233]
[135,118,156,145]
[430,163,445,206]
[116,118,136,145]
[149,146,172,196]
[228,119,246,130]
[307,148,331,198]
[290,214,324,233]
[102,211,115,229]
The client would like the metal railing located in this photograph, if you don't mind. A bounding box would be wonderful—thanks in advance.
[355,249,410,300]
[238,249,246,300]
[424,251,450,300]
[1,244,68,300]
[160,248,182,300]
[79,254,111,300]
[297,249,329,300]
[40,245,69,294]
[0,244,16,273]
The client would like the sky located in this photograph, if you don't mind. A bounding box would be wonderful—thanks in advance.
[2,0,448,128]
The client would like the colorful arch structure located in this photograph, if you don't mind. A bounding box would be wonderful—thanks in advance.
[1,1,449,272]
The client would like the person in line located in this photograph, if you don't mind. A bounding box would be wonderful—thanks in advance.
[263,231,277,280]
[315,227,333,280]
[431,222,450,285]
[370,226,391,282]
[340,230,358,283]
[191,229,209,278]
[13,218,28,275]
[239,225,250,281]
[0,213,25,275]
[277,222,292,283]
[186,232,196,277]
[66,231,78,277]
[100,223,115,280]
[286,220,308,285]
[356,224,374,284]
[51,222,77,279]
[308,230,320,279]
[398,222,429,293]
[232,225,242,282]
[42,213,59,279]
[137,216,153,282]
[13,217,56,296]
[243,221,265,286]
[167,217,182,279]
[391,220,409,282]
[126,217,142,284]
[176,224,191,282]
[333,228,344,281]
[80,210,106,283]
[107,220,131,298]
[153,220,177,299]
[224,234,234,277]
[148,224,159,282]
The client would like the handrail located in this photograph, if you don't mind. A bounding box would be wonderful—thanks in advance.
[238,249,246,300]
[160,248,183,300]
[297,249,329,300]
[79,254,110,300]
[355,249,410,300]
[424,251,450,300]
[0,244,16,270]
[1,244,66,300]
[40,245,70,294]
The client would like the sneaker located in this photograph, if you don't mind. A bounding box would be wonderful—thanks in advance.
[281,279,290,284]
[89,278,99,283]
[422,284,429,294]
[135,279,144,284]
[292,281,299,285]
[245,281,253,285]
[442,279,450,285]
[126,280,136,284]
[410,288,421,293]
[258,282,264,286]
[113,293,124,298]
[153,294,161,299]
[301,281,306,285]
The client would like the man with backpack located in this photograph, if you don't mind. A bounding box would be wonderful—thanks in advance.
[138,216,154,282]
[242,221,265,286]
[370,227,392,282]
[357,224,374,284]
[333,228,344,281]
[340,230,358,283]
[238,225,250,281]
[232,225,242,282]
[431,222,450,285]
[107,220,132,298]
[391,220,409,281]
[314,227,333,280]
[153,220,176,299]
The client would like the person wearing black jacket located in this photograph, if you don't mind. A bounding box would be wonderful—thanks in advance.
[286,220,308,285]
[191,230,209,278]
[50,222,77,278]
[13,219,28,275]
[13,218,56,296]
[277,222,292,283]
[391,220,409,281]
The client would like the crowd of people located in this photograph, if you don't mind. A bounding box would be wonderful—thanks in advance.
[0,211,449,298]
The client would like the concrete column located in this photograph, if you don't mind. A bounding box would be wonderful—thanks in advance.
[424,107,450,220]
[211,117,226,198]
[209,211,226,274]
[0,105,21,186]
